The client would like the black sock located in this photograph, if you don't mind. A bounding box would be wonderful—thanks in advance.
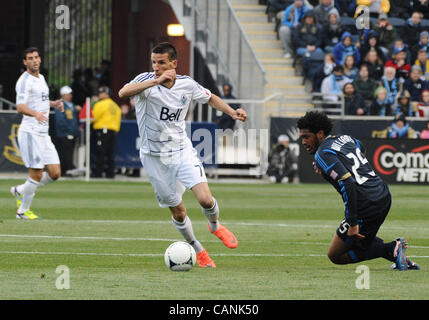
[348,237,396,263]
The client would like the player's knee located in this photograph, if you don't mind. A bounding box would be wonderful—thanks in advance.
[49,170,61,181]
[199,195,214,209]
[30,170,43,182]
[327,251,341,264]
[171,209,186,222]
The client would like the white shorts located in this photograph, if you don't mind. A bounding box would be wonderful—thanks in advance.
[141,147,207,208]
[18,130,60,169]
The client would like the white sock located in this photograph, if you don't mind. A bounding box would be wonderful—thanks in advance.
[18,178,39,213]
[172,216,204,254]
[16,183,25,195]
[202,197,220,231]
[38,172,54,187]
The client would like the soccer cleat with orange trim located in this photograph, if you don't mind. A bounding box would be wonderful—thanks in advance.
[208,223,238,249]
[196,249,216,268]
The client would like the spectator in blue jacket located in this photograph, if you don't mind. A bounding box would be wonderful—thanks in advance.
[55,86,81,176]
[332,31,361,66]
[278,0,309,58]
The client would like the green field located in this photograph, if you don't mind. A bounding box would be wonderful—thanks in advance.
[0,179,428,300]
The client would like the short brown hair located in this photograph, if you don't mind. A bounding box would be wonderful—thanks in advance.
[152,42,178,61]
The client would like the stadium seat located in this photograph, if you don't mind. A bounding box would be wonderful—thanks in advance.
[420,19,429,28]
[370,17,378,26]
[388,17,406,28]
[341,16,356,27]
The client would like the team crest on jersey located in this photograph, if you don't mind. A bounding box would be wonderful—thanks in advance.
[181,94,187,106]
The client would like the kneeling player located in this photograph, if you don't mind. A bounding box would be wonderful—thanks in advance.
[297,111,419,271]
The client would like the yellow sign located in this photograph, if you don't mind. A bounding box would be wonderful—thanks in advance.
[3,124,24,165]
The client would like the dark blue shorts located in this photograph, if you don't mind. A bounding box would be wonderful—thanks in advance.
[336,194,392,249]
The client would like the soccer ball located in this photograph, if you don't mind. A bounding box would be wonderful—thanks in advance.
[164,241,196,271]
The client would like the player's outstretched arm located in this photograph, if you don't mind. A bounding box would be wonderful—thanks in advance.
[208,94,247,122]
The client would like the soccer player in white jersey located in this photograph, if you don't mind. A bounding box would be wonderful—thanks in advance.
[10,47,64,219]
[119,42,247,268]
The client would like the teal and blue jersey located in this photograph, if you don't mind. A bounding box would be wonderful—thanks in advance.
[314,135,390,226]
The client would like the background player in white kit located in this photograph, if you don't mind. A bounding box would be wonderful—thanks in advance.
[119,42,247,268]
[10,47,64,219]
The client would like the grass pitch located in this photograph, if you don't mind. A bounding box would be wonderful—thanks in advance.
[0,179,428,300]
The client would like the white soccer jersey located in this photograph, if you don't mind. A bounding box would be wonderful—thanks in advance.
[129,72,212,156]
[15,71,50,135]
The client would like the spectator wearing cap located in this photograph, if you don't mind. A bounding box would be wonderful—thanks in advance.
[414,49,429,80]
[388,38,410,61]
[279,0,310,58]
[370,87,393,115]
[320,8,345,53]
[400,11,424,49]
[403,65,428,103]
[267,135,298,184]
[92,86,121,178]
[373,13,396,57]
[387,113,418,138]
[411,31,429,64]
[394,90,416,116]
[292,10,325,59]
[55,86,81,176]
[381,66,399,105]
[313,0,334,25]
[332,31,361,66]
[385,48,411,83]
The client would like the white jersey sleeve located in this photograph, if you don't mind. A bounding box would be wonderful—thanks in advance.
[16,72,32,105]
[191,80,212,104]
[128,72,156,100]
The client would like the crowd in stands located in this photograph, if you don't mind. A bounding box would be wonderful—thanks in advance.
[265,0,429,120]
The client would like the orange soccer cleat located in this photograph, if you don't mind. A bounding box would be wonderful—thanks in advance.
[208,224,238,249]
[196,249,216,268]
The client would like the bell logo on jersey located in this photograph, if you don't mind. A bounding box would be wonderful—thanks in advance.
[160,107,183,121]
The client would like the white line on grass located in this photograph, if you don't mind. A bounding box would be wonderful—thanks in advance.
[0,234,428,249]
[0,250,428,259]
[6,219,429,232]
